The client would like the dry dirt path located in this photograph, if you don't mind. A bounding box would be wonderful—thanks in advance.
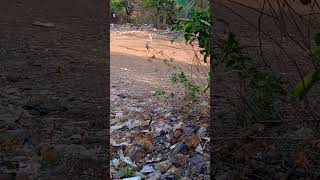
[110,30,210,179]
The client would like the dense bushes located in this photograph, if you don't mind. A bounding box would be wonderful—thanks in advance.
[110,0,208,28]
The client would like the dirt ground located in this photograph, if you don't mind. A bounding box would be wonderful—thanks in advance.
[0,0,108,179]
[110,29,210,179]
[111,30,209,90]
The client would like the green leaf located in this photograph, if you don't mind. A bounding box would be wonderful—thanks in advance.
[307,46,320,57]
[184,22,193,32]
[175,0,187,8]
[202,84,209,92]
[293,70,320,101]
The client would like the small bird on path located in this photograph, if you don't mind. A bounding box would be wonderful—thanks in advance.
[145,33,152,51]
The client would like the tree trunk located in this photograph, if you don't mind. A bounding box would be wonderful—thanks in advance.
[163,14,166,29]
[156,8,160,29]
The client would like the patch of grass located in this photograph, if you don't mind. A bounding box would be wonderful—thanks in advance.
[121,165,135,178]
[171,71,200,100]
[152,89,166,96]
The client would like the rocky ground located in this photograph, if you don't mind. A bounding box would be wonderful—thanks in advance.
[110,26,210,179]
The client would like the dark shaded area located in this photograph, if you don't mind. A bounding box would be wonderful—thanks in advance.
[0,0,108,179]
[211,0,320,179]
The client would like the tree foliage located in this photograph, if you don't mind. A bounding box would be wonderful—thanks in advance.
[293,33,320,101]
[111,0,135,22]
[170,0,210,99]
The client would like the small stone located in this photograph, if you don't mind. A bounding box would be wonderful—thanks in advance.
[146,171,161,180]
[32,21,55,28]
[195,144,204,154]
[112,170,124,179]
[173,143,189,154]
[188,156,206,175]
[173,122,183,131]
[155,160,172,173]
[170,154,186,167]
[153,123,173,136]
[115,111,123,117]
[182,127,194,135]
[155,136,170,144]
[140,120,151,127]
[134,172,146,179]
[141,165,155,174]
[197,127,208,137]
[170,117,177,121]
[117,93,130,98]
[166,166,184,177]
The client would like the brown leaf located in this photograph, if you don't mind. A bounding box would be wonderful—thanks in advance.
[184,135,201,149]
[134,132,154,145]
[174,129,183,139]
[125,133,155,163]
[125,144,146,163]
[142,132,155,144]
[170,154,187,167]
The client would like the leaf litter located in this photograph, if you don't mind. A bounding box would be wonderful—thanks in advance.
[110,85,209,179]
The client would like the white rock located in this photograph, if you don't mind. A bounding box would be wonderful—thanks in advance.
[141,165,155,174]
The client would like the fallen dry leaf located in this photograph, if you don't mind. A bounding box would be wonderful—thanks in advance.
[197,123,209,129]
[125,144,145,163]
[174,129,183,139]
[171,154,186,167]
[184,135,201,149]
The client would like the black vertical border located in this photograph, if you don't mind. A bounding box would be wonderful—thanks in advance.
[210,0,215,178]
[106,0,111,179]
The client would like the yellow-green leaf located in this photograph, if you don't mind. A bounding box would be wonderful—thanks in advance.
[307,46,320,57]
[293,70,320,101]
